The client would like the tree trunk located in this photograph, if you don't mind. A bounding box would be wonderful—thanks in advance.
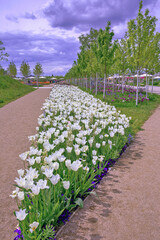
[151,75,153,94]
[36,76,39,88]
[113,78,115,92]
[95,72,98,95]
[118,75,120,90]
[146,75,148,98]
[86,76,87,89]
[122,74,124,94]
[136,72,139,106]
[103,73,106,98]
[90,76,92,91]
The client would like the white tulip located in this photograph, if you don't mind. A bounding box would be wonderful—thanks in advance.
[29,221,39,233]
[31,185,40,195]
[96,143,101,148]
[63,181,70,189]
[17,169,24,177]
[110,131,114,137]
[66,147,72,153]
[19,152,28,161]
[37,179,49,189]
[65,160,71,170]
[92,150,97,156]
[58,155,66,162]
[10,187,19,198]
[15,177,26,188]
[52,162,59,170]
[50,174,60,185]
[18,191,24,201]
[71,160,82,171]
[16,209,28,221]
[35,157,41,164]
[75,149,80,155]
[44,168,53,178]
[27,157,35,165]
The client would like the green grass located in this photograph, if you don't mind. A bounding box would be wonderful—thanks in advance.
[0,75,35,108]
[80,87,160,136]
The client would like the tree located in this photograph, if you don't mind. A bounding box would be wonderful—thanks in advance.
[97,22,116,76]
[127,0,157,104]
[7,61,17,77]
[20,61,31,83]
[79,27,99,51]
[114,35,130,93]
[0,41,9,62]
[33,63,43,87]
[0,65,6,75]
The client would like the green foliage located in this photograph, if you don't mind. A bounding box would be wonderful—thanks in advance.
[96,21,116,76]
[127,0,158,73]
[37,225,55,240]
[113,35,130,75]
[0,65,7,75]
[33,63,43,77]
[0,76,35,107]
[7,61,17,77]
[20,61,31,80]
[0,40,9,62]
[79,27,99,51]
[75,198,83,208]
[33,63,43,87]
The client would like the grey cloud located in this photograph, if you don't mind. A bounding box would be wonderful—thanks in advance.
[43,0,158,31]
[23,12,37,20]
[6,15,19,23]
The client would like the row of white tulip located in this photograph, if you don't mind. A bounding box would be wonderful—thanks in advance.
[12,85,131,239]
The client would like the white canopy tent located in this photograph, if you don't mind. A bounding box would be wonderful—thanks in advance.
[139,74,152,77]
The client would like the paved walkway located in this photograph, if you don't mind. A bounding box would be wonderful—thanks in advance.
[57,105,160,240]
[0,87,52,239]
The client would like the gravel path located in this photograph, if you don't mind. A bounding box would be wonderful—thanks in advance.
[57,105,160,240]
[0,87,51,239]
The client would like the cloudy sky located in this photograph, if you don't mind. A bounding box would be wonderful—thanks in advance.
[0,0,160,76]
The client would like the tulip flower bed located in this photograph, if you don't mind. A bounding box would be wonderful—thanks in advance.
[93,82,148,103]
[12,85,131,239]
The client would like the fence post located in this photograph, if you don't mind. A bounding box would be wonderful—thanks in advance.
[90,76,92,91]
[103,73,106,98]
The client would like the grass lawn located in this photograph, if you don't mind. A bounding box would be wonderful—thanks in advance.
[80,86,160,136]
[0,76,35,108]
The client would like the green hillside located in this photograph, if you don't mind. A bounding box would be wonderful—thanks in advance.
[0,76,35,108]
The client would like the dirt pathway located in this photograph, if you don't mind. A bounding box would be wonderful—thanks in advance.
[0,87,51,239]
[57,106,160,240]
